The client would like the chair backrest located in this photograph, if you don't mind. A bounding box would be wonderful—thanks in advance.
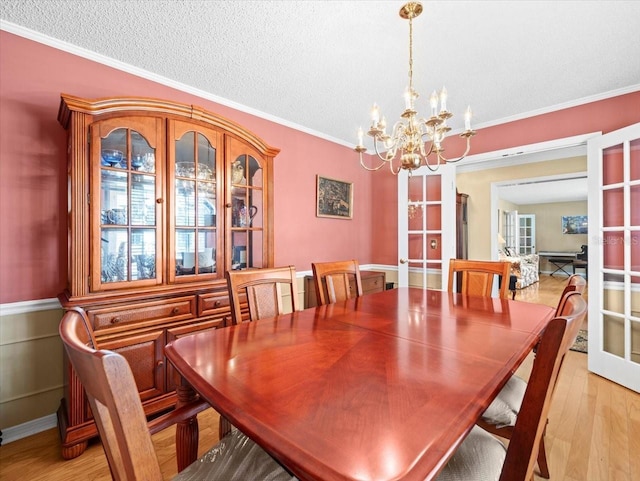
[226,266,300,324]
[447,259,511,299]
[59,309,163,481]
[500,292,587,480]
[555,274,587,314]
[311,260,363,305]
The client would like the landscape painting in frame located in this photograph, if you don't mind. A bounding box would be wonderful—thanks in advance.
[316,175,353,219]
[562,215,588,234]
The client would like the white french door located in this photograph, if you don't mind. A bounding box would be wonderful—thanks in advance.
[587,122,640,393]
[518,214,536,254]
[398,165,456,289]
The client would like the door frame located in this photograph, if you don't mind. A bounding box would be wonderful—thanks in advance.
[490,171,587,258]
[457,132,598,261]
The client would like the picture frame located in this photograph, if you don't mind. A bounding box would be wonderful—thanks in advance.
[316,175,353,219]
[562,215,588,234]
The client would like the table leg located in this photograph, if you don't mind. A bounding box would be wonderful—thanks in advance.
[175,382,199,471]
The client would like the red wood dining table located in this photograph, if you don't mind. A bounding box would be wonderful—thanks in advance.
[165,287,555,481]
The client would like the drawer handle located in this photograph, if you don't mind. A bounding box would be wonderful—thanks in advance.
[111,317,121,324]
[214,300,221,307]
[172,307,180,315]
[156,360,164,368]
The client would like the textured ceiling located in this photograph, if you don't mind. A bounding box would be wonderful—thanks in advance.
[2,0,639,151]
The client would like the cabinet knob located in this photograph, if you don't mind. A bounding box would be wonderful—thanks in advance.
[214,300,221,307]
[156,198,163,204]
[156,360,164,368]
[225,203,232,208]
[111,317,121,324]
[172,307,179,315]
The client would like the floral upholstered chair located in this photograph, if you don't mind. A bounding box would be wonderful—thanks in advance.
[499,250,539,289]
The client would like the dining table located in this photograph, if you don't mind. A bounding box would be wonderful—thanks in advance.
[165,287,555,481]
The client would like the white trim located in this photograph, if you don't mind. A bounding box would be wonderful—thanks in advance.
[457,133,599,172]
[1,414,57,445]
[0,298,62,316]
[0,20,351,149]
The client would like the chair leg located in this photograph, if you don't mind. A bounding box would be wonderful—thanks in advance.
[537,431,550,478]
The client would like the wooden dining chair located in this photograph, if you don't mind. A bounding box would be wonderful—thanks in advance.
[447,259,511,299]
[555,273,586,313]
[226,266,300,324]
[436,292,588,481]
[475,291,587,479]
[59,308,296,481]
[311,259,363,305]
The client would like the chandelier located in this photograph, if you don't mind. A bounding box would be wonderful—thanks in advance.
[355,2,476,174]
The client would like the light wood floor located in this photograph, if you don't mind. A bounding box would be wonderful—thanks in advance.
[1,275,638,481]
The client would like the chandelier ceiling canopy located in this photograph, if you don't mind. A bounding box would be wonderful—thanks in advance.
[356,1,476,174]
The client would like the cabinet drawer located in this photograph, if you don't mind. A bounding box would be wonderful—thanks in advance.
[362,273,384,294]
[198,292,246,318]
[90,297,196,332]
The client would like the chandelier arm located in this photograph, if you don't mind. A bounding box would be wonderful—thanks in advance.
[434,134,473,163]
[358,150,387,171]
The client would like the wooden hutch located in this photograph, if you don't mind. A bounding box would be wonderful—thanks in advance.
[57,95,278,459]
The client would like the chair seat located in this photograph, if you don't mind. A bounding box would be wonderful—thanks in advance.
[174,429,297,481]
[481,375,527,428]
[435,426,506,481]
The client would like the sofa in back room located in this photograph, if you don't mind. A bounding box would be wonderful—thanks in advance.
[499,251,539,289]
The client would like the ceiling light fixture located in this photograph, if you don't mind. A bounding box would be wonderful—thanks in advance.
[355,2,476,174]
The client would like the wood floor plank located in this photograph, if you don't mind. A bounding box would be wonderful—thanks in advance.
[626,389,640,481]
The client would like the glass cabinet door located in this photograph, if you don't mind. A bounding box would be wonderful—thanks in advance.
[170,122,220,280]
[91,117,162,291]
[227,137,265,270]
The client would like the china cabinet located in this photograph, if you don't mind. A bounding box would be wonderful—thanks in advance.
[57,95,278,459]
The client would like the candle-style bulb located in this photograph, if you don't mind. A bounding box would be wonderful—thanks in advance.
[404,87,412,109]
[464,105,472,131]
[439,87,448,112]
[371,103,380,127]
[430,91,438,117]
[357,127,364,148]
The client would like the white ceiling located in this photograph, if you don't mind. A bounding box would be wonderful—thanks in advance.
[1,0,639,150]
[498,176,587,205]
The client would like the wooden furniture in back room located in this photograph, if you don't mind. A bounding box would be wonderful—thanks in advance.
[304,270,385,308]
[57,95,279,459]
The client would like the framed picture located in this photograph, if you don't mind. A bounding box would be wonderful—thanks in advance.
[562,215,588,234]
[316,175,353,219]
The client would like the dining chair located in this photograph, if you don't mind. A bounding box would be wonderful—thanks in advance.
[475,290,587,479]
[555,273,586,312]
[447,259,511,299]
[59,308,296,481]
[311,259,363,305]
[226,266,300,324]
[436,292,588,481]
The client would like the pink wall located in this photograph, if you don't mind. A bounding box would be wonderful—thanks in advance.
[1,30,639,303]
[0,31,375,303]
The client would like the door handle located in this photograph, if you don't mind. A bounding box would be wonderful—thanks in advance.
[399,258,408,264]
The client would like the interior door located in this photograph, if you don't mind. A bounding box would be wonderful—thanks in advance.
[503,210,518,254]
[518,214,536,254]
[587,122,640,393]
[398,165,456,289]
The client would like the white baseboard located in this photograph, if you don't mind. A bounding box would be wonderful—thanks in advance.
[1,413,57,445]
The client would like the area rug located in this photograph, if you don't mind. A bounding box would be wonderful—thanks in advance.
[570,329,588,353]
